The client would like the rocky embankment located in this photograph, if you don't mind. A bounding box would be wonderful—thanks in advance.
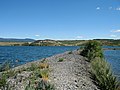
[0,50,99,90]
[47,50,99,90]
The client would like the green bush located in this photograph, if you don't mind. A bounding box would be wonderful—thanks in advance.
[0,61,10,72]
[0,74,7,89]
[25,80,55,90]
[36,80,55,90]
[80,40,104,61]
[29,63,38,71]
[81,40,119,90]
[58,58,64,62]
[91,57,119,90]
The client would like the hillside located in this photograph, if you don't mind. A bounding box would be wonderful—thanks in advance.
[0,38,35,42]
[0,38,119,46]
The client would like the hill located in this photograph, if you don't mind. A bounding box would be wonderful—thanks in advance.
[0,38,35,42]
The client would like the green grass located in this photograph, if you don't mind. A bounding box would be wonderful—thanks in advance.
[81,40,119,90]
[91,57,119,90]
[0,74,7,89]
[58,58,64,62]
[80,40,104,62]
[25,80,55,90]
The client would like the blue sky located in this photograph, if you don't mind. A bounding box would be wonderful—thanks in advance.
[0,0,120,40]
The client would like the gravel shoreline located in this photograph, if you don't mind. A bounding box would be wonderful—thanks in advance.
[0,50,99,90]
[46,50,99,90]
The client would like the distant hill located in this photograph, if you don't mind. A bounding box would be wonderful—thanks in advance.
[94,39,120,46]
[0,38,35,42]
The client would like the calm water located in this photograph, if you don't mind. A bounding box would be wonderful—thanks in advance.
[0,46,120,80]
[0,46,79,66]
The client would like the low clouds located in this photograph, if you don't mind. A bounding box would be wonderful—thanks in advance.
[108,7,120,11]
[96,6,120,11]
[110,35,117,38]
[35,35,40,37]
[110,29,120,39]
[96,7,100,10]
[76,36,83,39]
[111,30,120,33]
[116,7,120,11]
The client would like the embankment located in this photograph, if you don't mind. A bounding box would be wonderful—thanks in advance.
[0,50,99,90]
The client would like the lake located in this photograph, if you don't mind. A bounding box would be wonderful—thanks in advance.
[0,46,120,80]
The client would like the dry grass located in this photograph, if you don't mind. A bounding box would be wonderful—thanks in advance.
[39,63,49,69]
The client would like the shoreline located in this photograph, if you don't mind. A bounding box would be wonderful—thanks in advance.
[0,50,99,90]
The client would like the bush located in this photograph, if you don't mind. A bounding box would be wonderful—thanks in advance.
[81,40,119,90]
[39,63,49,69]
[29,63,38,71]
[58,58,64,62]
[0,74,7,89]
[80,40,104,61]
[68,51,72,54]
[40,69,49,81]
[0,61,10,72]
[25,80,55,90]
[91,57,119,90]
[36,80,55,90]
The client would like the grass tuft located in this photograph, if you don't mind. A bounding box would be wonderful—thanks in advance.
[39,63,49,69]
[58,58,64,62]
[91,57,119,90]
[81,40,119,90]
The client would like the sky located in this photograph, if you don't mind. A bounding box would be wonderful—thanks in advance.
[0,0,120,40]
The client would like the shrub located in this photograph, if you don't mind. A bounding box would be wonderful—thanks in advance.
[3,69,16,78]
[80,40,104,61]
[39,63,49,69]
[0,61,10,72]
[40,69,49,81]
[29,63,38,71]
[68,51,72,54]
[25,80,55,90]
[35,80,55,90]
[0,74,7,89]
[91,57,119,90]
[58,58,64,62]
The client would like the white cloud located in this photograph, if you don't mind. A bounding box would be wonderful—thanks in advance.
[116,7,120,11]
[110,35,117,38]
[96,7,100,10]
[25,37,30,38]
[76,36,83,39]
[35,35,40,37]
[111,30,120,33]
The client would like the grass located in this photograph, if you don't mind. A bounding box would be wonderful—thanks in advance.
[39,63,49,69]
[0,62,53,90]
[25,80,55,90]
[0,74,7,89]
[24,63,54,90]
[80,40,104,62]
[58,58,64,62]
[91,57,119,90]
[81,40,119,90]
[40,69,49,81]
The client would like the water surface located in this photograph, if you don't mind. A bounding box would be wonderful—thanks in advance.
[0,46,120,80]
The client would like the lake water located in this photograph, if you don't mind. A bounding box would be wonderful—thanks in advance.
[0,46,120,80]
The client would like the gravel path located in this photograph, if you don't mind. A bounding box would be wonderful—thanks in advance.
[47,51,99,90]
